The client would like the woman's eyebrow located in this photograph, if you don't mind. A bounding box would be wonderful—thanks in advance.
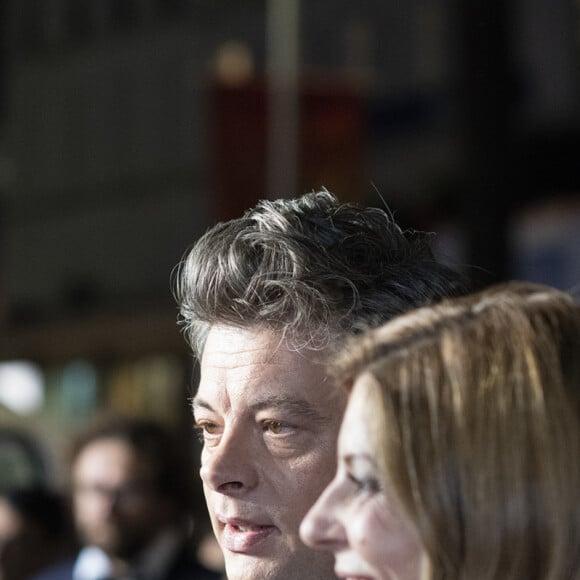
[344,453,378,469]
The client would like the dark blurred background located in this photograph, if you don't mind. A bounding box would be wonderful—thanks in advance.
[0,0,578,485]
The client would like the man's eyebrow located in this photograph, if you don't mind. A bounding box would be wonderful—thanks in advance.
[192,395,331,424]
[250,395,330,424]
[191,397,214,415]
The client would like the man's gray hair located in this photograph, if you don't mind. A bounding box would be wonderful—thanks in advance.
[175,190,464,358]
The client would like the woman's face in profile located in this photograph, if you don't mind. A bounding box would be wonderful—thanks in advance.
[300,374,424,580]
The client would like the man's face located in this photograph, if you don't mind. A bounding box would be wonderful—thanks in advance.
[72,438,171,560]
[194,325,347,580]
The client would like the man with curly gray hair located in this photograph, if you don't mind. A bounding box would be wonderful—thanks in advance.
[175,190,464,580]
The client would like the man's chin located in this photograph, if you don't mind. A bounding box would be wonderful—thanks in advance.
[86,532,137,560]
[224,554,285,580]
[224,550,336,580]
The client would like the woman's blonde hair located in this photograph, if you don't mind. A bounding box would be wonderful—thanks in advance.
[333,282,580,580]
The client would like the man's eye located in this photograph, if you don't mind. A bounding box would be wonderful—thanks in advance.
[194,421,218,442]
[262,420,285,434]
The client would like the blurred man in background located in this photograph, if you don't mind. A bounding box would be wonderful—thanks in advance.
[62,415,220,580]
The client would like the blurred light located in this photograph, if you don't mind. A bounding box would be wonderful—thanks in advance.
[0,361,45,415]
[60,360,98,416]
[214,41,255,86]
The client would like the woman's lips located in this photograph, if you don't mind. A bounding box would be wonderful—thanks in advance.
[220,518,278,553]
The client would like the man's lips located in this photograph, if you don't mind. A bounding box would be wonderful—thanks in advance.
[218,516,278,553]
[335,573,375,580]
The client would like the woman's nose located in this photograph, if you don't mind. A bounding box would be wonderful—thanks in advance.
[300,477,348,551]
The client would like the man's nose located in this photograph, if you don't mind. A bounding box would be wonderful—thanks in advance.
[99,492,120,516]
[300,480,347,551]
[200,424,259,494]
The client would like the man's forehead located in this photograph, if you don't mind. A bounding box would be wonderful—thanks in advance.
[196,361,332,407]
[202,324,328,367]
[196,325,343,414]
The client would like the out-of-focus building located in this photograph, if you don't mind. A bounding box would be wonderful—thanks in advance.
[0,0,578,479]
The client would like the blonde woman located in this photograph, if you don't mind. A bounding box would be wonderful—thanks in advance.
[301,282,580,580]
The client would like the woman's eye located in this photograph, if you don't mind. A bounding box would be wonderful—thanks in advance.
[348,472,381,495]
